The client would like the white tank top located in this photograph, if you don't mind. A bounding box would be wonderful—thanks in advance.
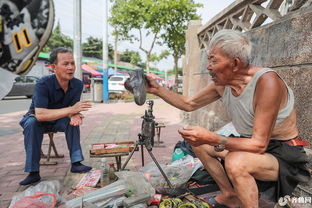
[221,68,294,137]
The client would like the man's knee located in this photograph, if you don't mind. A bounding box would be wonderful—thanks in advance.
[192,145,206,154]
[191,144,216,158]
[54,117,70,132]
[22,116,40,130]
[224,152,249,178]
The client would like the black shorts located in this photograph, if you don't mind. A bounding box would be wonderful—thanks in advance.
[256,140,310,202]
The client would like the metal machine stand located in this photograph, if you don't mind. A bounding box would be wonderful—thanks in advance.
[121,133,173,188]
[121,100,173,188]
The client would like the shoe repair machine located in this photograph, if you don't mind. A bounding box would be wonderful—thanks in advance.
[121,100,174,188]
[121,99,220,197]
[123,70,219,196]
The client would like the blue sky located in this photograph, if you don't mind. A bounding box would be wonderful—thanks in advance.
[53,0,235,71]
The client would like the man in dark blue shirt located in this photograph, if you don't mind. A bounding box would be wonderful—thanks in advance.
[19,47,92,185]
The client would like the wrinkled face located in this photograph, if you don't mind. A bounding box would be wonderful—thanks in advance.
[207,47,234,86]
[53,52,75,81]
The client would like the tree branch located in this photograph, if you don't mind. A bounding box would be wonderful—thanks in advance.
[139,29,148,54]
[148,32,158,56]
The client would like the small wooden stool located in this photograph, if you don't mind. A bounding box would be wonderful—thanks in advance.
[40,132,64,165]
[154,122,166,147]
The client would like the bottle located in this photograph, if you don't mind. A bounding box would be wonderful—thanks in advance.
[172,148,185,161]
[100,158,109,186]
[108,162,117,182]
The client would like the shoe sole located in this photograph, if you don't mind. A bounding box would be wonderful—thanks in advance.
[126,69,146,106]
[17,0,54,75]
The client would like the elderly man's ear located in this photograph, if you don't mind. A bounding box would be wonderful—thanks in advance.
[233,58,246,72]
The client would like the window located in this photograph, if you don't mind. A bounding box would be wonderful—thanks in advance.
[26,76,38,83]
[15,76,26,83]
[109,77,124,81]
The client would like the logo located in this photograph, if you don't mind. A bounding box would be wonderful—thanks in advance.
[278,195,291,206]
[278,195,312,206]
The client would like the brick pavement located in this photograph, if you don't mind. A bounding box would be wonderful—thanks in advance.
[0,99,183,207]
[0,99,280,207]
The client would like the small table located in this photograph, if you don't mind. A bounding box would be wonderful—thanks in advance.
[154,122,166,147]
[90,152,130,171]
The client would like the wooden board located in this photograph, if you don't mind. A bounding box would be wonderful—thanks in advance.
[90,141,136,155]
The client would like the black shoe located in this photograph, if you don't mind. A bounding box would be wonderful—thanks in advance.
[19,172,41,186]
[71,162,92,173]
[124,69,146,106]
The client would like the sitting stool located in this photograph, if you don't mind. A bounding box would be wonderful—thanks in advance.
[40,132,64,165]
[154,122,166,147]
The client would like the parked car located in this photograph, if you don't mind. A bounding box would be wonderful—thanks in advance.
[108,75,129,94]
[6,76,39,98]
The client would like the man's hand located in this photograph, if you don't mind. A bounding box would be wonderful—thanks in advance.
[71,100,92,115]
[146,74,161,94]
[178,125,219,147]
[70,113,84,126]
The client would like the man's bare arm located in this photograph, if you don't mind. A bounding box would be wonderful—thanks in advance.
[35,100,91,121]
[179,72,286,153]
[146,75,222,112]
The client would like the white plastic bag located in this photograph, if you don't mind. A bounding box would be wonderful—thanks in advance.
[9,180,61,208]
[114,171,155,197]
[139,162,194,188]
[168,154,203,175]
[12,192,56,208]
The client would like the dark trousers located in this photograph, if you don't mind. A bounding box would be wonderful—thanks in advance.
[20,115,84,172]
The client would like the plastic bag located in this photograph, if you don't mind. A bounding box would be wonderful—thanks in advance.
[9,180,61,208]
[114,171,155,197]
[168,154,203,175]
[139,162,194,188]
[12,192,56,208]
[102,196,126,208]
[65,180,127,208]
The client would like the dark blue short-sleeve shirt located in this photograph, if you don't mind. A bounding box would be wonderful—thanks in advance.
[27,74,83,115]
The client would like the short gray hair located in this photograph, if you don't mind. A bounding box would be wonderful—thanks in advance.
[208,29,252,66]
[49,47,73,64]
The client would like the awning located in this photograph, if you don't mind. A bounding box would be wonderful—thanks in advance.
[82,64,102,76]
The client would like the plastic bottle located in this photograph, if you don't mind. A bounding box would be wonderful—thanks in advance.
[108,162,117,182]
[172,148,185,161]
[100,158,109,186]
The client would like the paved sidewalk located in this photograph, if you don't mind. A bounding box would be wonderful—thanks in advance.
[0,99,183,207]
[0,98,278,208]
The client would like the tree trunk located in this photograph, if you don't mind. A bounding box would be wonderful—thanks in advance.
[145,53,150,73]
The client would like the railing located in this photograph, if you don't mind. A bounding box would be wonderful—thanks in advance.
[197,0,299,49]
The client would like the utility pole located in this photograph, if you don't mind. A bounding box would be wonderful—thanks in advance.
[114,31,118,73]
[73,0,82,80]
[102,0,109,103]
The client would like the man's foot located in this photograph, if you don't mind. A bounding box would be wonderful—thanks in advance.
[206,195,241,208]
[19,172,41,185]
[71,162,92,173]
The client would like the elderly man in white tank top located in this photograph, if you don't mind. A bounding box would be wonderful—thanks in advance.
[145,29,310,208]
